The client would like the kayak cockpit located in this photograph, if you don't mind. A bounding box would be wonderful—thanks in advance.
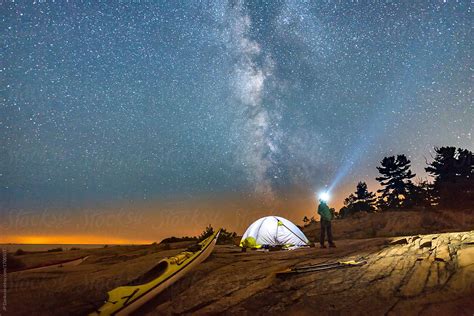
[127,260,169,286]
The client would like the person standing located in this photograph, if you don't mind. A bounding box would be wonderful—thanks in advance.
[318,199,336,248]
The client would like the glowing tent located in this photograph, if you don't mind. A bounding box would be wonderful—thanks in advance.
[240,216,310,249]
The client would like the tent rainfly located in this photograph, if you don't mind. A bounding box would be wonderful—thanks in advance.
[240,216,310,249]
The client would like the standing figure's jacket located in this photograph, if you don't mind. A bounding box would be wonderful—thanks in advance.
[318,203,332,221]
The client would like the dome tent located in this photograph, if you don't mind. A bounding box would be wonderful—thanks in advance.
[240,216,310,249]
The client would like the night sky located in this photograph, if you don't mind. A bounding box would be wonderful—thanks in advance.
[1,1,472,242]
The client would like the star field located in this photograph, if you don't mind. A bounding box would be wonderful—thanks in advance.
[1,1,472,211]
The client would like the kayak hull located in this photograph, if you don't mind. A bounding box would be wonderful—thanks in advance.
[91,230,220,316]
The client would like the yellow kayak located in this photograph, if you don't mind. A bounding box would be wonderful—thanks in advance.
[90,229,221,316]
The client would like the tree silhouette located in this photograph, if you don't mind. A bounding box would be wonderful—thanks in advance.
[408,178,437,209]
[339,181,377,217]
[376,154,416,210]
[216,228,237,245]
[425,147,473,209]
[198,224,214,241]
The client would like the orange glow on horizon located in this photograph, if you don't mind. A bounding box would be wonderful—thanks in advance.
[1,234,153,245]
[1,184,377,244]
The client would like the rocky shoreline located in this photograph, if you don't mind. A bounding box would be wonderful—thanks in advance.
[5,231,473,315]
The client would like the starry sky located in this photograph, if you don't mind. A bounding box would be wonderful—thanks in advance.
[1,1,472,243]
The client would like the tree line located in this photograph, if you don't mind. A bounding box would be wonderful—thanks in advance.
[338,146,473,218]
[159,225,237,245]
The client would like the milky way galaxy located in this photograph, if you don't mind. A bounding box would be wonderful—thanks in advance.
[1,1,472,218]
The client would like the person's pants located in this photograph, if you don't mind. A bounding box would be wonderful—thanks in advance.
[320,219,334,245]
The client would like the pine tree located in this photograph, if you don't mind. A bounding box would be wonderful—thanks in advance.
[376,155,416,210]
[216,228,237,245]
[198,224,214,241]
[425,147,474,209]
[408,178,437,209]
[340,181,377,217]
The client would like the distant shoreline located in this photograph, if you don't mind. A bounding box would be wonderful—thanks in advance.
[0,243,145,252]
[0,243,125,246]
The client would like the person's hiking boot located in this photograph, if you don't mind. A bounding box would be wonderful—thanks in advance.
[320,244,327,248]
[329,243,336,248]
